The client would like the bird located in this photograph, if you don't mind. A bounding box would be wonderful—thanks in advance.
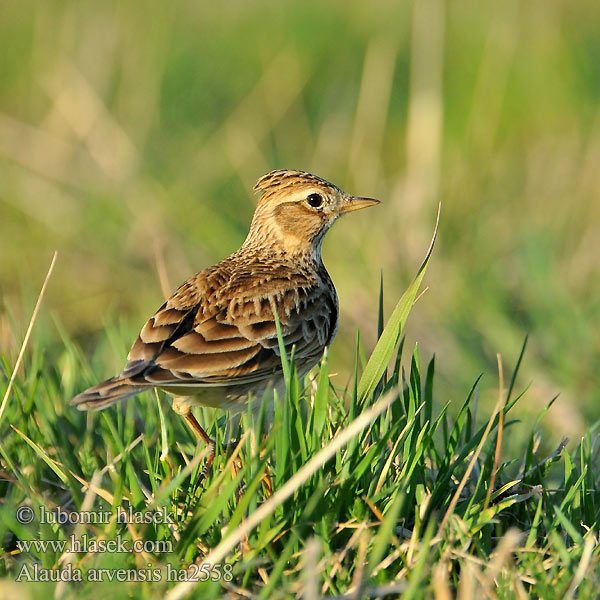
[71,169,379,478]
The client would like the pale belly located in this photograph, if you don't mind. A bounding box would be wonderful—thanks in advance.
[159,375,288,414]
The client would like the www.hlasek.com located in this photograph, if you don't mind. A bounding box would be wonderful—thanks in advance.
[16,534,172,555]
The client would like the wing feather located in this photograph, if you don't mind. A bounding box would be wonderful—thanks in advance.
[121,260,337,391]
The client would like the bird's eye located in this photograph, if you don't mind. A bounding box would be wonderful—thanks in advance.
[306,193,323,208]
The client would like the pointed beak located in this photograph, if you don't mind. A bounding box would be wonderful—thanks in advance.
[339,195,380,214]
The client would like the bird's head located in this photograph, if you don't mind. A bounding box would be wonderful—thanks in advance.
[244,169,379,258]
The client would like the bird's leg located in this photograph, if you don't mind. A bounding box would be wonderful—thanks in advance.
[185,411,217,483]
[172,397,215,485]
[224,413,241,457]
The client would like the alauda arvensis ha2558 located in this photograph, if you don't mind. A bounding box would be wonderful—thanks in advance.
[72,169,379,476]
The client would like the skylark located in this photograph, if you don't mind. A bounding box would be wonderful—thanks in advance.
[72,169,379,475]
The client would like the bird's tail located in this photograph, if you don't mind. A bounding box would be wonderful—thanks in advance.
[71,376,145,411]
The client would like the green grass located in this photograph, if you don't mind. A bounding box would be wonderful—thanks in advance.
[1,235,599,599]
[2,1,600,597]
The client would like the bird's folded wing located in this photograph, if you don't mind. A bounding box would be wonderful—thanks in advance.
[122,279,336,389]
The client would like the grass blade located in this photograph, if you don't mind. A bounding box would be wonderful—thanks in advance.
[357,204,440,403]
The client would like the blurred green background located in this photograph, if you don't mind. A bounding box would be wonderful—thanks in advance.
[1,0,599,438]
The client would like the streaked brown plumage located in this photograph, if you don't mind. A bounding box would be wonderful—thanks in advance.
[72,169,379,475]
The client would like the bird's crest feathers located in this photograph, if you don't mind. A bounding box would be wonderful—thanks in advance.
[254,169,339,199]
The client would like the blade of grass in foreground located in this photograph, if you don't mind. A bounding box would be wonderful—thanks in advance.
[10,425,69,486]
[165,389,400,600]
[0,251,57,428]
[357,205,440,403]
